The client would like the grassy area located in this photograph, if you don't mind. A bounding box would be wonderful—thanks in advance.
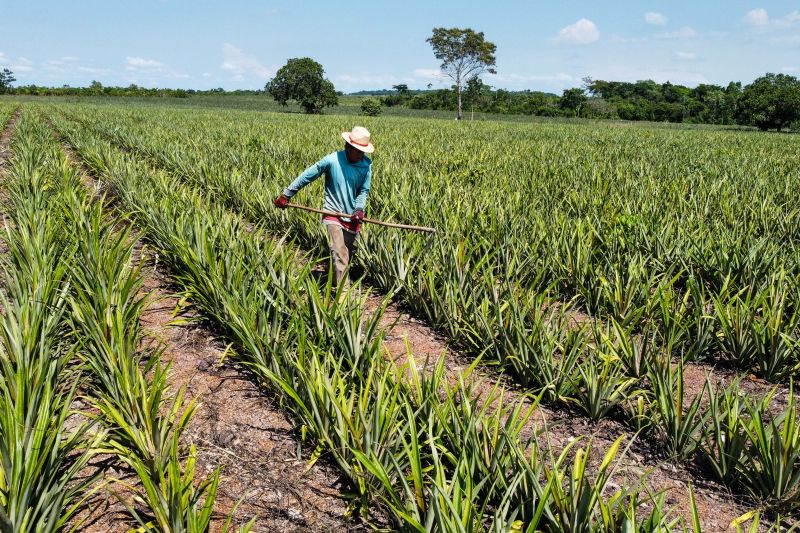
[0,93,758,129]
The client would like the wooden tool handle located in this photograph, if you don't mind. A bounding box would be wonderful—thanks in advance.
[284,203,436,234]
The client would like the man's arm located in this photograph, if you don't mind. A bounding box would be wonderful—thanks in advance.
[353,165,372,212]
[282,157,330,198]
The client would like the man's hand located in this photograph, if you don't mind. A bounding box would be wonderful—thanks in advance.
[274,194,289,209]
[352,209,364,223]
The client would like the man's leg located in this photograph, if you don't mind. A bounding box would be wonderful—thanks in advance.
[326,223,350,287]
[343,229,358,271]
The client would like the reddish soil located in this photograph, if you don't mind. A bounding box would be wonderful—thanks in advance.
[0,108,20,167]
[361,291,757,531]
[55,138,365,532]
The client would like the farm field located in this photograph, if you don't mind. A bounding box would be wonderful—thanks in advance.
[0,99,798,531]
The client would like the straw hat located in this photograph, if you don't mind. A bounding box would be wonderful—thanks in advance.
[341,126,375,153]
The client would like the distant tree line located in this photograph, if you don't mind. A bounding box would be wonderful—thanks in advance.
[2,63,799,131]
[384,73,800,131]
[4,79,268,98]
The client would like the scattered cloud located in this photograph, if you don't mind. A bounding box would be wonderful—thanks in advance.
[489,72,572,83]
[124,56,188,80]
[77,66,109,75]
[44,56,108,77]
[202,72,212,78]
[743,8,770,27]
[591,66,708,86]
[783,66,799,73]
[744,8,800,29]
[608,35,647,44]
[645,12,668,26]
[337,73,415,87]
[675,51,696,60]
[556,18,600,44]
[0,53,34,73]
[654,26,696,39]
[126,56,165,70]
[413,68,442,79]
[220,43,271,79]
[12,57,34,72]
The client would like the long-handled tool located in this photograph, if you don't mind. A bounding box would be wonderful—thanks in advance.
[284,202,437,234]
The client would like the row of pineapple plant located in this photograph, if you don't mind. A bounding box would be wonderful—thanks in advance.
[42,106,709,531]
[0,110,240,531]
[49,103,800,525]
[56,104,800,387]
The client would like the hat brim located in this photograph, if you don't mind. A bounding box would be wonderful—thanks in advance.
[342,131,375,153]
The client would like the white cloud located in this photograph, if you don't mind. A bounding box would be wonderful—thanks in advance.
[654,26,697,39]
[337,73,407,87]
[126,56,165,70]
[783,66,799,73]
[12,57,34,72]
[556,18,600,44]
[645,12,668,26]
[489,72,572,83]
[591,66,708,86]
[744,8,770,26]
[220,43,271,79]
[77,66,109,75]
[0,53,33,73]
[202,72,212,78]
[675,51,696,60]
[608,35,647,44]
[743,8,800,30]
[124,55,188,81]
[413,68,442,79]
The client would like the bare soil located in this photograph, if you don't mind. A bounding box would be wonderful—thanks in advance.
[361,291,757,531]
[56,137,365,532]
[0,108,20,168]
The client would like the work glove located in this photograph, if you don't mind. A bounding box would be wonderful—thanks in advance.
[351,209,364,223]
[274,194,289,209]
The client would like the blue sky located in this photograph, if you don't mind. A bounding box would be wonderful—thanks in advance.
[2,1,798,92]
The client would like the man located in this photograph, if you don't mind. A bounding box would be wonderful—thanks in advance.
[274,126,373,286]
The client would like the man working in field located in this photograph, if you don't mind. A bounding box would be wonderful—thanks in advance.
[274,126,373,286]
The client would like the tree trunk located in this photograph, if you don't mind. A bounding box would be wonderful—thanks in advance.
[456,85,463,120]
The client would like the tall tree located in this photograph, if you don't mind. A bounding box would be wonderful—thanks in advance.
[0,69,16,94]
[265,58,338,114]
[426,28,497,120]
[737,73,800,131]
[560,88,588,117]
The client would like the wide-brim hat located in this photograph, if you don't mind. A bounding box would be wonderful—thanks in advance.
[342,126,375,153]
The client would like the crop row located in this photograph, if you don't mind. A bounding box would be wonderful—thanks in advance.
[0,111,240,531]
[39,106,731,530]
[46,104,800,526]
[54,104,800,387]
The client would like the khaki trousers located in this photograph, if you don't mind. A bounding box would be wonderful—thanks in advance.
[325,223,358,286]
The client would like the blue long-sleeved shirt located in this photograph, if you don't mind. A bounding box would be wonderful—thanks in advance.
[282,151,371,221]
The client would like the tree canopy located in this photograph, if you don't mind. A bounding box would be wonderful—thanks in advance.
[427,27,496,120]
[736,73,800,131]
[265,58,338,114]
[0,69,16,94]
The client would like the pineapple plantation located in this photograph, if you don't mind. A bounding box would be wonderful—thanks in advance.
[0,99,798,531]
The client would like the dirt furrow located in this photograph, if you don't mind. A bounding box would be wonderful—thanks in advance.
[0,107,21,169]
[55,139,363,531]
[362,291,754,530]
